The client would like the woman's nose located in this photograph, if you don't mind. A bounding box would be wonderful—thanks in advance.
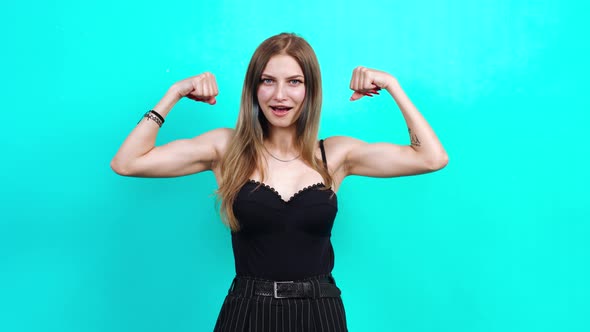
[273,83,286,100]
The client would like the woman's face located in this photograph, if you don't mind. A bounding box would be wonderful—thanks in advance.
[257,54,306,129]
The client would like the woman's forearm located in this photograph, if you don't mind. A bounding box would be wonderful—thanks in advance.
[110,86,181,172]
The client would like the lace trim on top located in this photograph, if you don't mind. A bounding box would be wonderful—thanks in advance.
[247,179,327,203]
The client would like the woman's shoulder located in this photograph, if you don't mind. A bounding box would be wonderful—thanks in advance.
[318,136,363,165]
[211,127,235,141]
[320,135,364,153]
[193,126,234,140]
[190,127,235,158]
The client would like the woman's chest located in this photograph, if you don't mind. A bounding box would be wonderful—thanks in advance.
[248,159,327,200]
[233,180,338,235]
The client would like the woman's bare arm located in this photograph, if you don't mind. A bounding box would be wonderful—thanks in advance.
[343,67,448,178]
[110,72,231,178]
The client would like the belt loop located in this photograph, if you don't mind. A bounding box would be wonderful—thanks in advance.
[245,278,254,297]
[311,277,321,299]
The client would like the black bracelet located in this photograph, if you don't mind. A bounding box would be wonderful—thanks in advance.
[149,109,165,123]
[137,110,165,127]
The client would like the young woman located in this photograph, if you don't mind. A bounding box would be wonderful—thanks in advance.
[111,32,448,332]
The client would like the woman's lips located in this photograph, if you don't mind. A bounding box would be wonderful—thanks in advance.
[270,106,292,117]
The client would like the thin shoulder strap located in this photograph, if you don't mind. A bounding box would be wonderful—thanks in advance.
[319,139,328,169]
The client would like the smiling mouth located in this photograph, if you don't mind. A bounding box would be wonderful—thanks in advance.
[270,106,292,112]
[270,106,292,118]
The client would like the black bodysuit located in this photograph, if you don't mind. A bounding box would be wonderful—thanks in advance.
[231,139,337,281]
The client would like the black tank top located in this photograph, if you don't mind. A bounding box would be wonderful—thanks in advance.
[231,139,337,280]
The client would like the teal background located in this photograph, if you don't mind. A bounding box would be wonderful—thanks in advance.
[1,0,588,331]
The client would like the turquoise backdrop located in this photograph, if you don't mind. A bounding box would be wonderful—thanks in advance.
[1,0,588,331]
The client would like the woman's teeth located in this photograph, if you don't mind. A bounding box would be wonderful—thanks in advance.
[271,106,291,111]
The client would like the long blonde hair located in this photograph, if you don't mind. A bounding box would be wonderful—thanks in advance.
[216,32,332,232]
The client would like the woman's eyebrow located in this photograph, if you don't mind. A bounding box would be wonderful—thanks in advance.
[260,74,304,79]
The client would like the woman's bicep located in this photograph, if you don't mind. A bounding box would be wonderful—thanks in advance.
[117,128,232,178]
[344,138,435,178]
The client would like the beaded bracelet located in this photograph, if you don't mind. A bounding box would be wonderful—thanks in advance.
[138,110,165,127]
[149,110,164,123]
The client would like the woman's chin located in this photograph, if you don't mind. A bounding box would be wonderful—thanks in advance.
[261,109,301,130]
[267,121,294,129]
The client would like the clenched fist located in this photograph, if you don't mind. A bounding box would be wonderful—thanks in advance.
[173,72,219,105]
[349,67,396,101]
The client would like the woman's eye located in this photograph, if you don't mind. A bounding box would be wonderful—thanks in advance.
[289,79,303,85]
[261,78,273,84]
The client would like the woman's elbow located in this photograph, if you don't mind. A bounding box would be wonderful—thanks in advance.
[425,152,449,171]
[110,158,131,176]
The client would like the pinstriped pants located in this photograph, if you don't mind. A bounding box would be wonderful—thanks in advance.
[214,273,348,331]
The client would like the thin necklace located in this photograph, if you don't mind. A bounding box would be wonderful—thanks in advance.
[263,145,300,162]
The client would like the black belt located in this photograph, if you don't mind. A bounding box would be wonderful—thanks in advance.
[229,275,342,299]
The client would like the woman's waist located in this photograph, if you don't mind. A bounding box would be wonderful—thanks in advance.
[228,272,341,299]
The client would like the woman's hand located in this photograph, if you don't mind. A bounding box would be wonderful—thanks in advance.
[349,67,396,101]
[172,72,219,105]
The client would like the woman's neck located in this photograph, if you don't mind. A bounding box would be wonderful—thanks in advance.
[265,126,298,155]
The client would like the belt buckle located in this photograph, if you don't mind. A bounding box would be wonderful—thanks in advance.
[273,281,294,299]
